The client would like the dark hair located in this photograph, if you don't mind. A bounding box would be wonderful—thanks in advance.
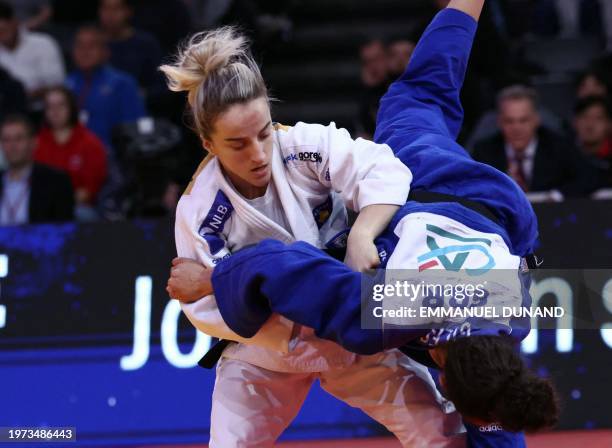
[45,87,80,127]
[576,69,606,87]
[99,0,136,11]
[443,335,560,433]
[574,95,612,118]
[0,1,14,21]
[75,23,108,44]
[0,114,35,137]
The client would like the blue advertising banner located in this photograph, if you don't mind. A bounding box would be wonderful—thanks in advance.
[0,200,610,446]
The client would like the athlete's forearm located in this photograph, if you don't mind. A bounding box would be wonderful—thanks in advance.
[345,204,401,271]
[447,0,485,21]
[349,204,400,241]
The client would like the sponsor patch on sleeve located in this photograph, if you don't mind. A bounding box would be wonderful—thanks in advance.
[198,190,234,255]
[282,151,322,166]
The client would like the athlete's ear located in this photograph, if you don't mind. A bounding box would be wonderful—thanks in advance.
[202,137,214,155]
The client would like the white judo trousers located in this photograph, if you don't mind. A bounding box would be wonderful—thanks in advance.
[209,351,465,448]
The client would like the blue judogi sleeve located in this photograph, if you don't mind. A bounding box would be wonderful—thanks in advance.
[374,8,539,258]
[375,8,477,147]
[211,239,425,355]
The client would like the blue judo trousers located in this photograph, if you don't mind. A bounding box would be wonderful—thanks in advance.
[211,9,538,448]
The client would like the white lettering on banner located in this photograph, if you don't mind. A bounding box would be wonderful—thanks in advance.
[121,276,213,371]
[522,277,573,354]
[161,300,212,368]
[121,276,152,370]
[0,254,7,329]
[601,278,612,349]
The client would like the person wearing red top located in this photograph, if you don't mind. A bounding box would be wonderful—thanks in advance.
[35,86,108,206]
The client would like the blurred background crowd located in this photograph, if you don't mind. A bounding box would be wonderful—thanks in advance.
[0,0,610,226]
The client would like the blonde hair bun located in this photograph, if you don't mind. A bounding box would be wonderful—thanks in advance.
[160,26,268,139]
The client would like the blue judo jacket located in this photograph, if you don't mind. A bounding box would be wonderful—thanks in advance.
[211,7,538,357]
[211,8,534,447]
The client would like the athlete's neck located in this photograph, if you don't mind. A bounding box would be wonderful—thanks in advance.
[225,170,267,199]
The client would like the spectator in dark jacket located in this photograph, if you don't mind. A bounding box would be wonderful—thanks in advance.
[98,0,164,98]
[0,66,26,122]
[472,85,599,197]
[355,39,390,139]
[0,114,73,225]
[573,96,612,188]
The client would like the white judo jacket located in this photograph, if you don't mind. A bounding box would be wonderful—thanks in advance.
[175,122,413,372]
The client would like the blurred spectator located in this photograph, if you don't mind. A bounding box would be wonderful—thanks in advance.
[472,85,598,197]
[355,39,390,139]
[98,0,164,97]
[0,1,65,99]
[576,69,609,99]
[360,39,388,88]
[66,25,146,149]
[35,87,108,212]
[387,39,415,79]
[131,0,191,54]
[573,96,612,187]
[0,114,73,225]
[4,0,52,31]
[0,67,26,122]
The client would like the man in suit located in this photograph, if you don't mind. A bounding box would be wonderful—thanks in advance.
[472,85,599,197]
[0,114,74,225]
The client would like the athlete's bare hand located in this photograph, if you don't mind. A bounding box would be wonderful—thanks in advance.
[166,258,213,302]
[344,233,381,272]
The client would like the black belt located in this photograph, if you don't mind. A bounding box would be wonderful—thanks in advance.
[408,190,501,225]
[198,339,232,369]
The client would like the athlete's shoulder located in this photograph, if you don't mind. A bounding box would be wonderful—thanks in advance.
[274,121,347,162]
[182,154,218,196]
[273,121,341,146]
[177,155,222,222]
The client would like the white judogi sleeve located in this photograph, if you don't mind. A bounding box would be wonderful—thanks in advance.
[175,188,293,354]
[280,122,413,211]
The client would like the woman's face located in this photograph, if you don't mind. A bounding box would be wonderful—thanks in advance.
[205,97,273,199]
[45,91,71,130]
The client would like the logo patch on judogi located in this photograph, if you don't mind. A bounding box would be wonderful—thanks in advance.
[417,224,495,276]
[312,195,333,229]
[198,190,234,255]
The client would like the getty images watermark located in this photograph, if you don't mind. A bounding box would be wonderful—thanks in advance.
[360,269,610,331]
